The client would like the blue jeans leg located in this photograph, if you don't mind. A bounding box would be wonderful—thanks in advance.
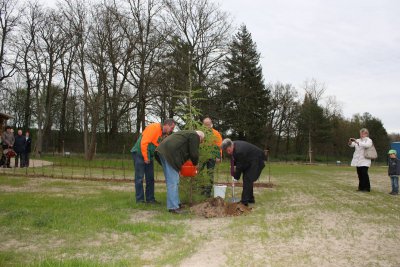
[133,152,155,202]
[159,155,180,210]
[391,176,399,193]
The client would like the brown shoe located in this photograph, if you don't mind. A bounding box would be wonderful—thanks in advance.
[168,208,188,214]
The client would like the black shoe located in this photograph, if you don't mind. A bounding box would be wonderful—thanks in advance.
[389,192,398,195]
[240,201,249,206]
[146,200,161,205]
[168,208,188,214]
[248,199,255,204]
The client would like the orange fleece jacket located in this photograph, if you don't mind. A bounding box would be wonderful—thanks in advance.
[140,123,163,162]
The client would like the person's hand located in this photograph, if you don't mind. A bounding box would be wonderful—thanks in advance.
[216,158,221,163]
[144,160,151,164]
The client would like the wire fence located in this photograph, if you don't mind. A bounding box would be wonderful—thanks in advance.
[0,153,232,184]
[0,152,387,183]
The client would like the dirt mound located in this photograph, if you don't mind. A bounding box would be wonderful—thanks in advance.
[190,197,251,218]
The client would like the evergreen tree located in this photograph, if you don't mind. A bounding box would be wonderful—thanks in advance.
[220,25,270,146]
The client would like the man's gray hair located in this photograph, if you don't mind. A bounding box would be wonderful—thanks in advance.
[221,138,233,151]
[196,130,205,140]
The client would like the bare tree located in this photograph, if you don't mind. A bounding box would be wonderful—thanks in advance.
[18,2,43,130]
[121,0,166,135]
[163,0,231,116]
[61,0,95,159]
[0,0,20,82]
[267,83,299,156]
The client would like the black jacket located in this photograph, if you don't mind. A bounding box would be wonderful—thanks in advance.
[14,135,26,153]
[156,130,200,172]
[388,158,400,176]
[25,137,32,153]
[232,140,265,181]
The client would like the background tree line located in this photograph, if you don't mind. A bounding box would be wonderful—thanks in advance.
[0,0,392,161]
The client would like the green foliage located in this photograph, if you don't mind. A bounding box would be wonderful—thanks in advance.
[179,122,219,204]
[219,24,270,146]
[296,93,332,157]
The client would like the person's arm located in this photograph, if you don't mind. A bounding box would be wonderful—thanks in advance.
[215,131,223,159]
[188,134,200,166]
[348,138,356,147]
[358,138,372,148]
[233,161,243,180]
[396,159,400,175]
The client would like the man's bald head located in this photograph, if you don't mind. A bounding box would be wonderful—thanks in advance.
[203,117,213,128]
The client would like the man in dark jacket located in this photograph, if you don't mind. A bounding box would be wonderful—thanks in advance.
[221,138,266,206]
[14,129,26,168]
[156,130,204,213]
[24,131,32,167]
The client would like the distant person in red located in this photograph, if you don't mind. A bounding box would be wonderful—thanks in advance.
[1,126,15,168]
[221,138,266,206]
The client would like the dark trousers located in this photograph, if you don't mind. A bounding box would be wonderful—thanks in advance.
[23,152,30,167]
[15,152,24,167]
[241,161,264,204]
[356,166,370,191]
[200,159,216,197]
[132,152,155,203]
[241,177,255,204]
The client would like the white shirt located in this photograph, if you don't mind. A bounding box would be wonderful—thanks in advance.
[349,137,373,167]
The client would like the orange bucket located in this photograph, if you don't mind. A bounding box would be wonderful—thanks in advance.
[180,160,197,177]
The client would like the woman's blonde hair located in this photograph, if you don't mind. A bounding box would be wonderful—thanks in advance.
[360,128,369,136]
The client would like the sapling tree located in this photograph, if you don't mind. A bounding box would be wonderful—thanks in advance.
[175,56,218,203]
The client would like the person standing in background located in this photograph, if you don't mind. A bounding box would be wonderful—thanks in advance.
[348,128,373,192]
[201,117,223,197]
[1,126,15,168]
[14,129,26,168]
[387,149,400,195]
[24,131,32,167]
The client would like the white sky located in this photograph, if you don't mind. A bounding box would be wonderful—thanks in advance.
[41,0,400,133]
[217,0,400,133]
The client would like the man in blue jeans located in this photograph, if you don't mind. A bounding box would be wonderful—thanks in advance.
[155,130,204,214]
[131,119,175,203]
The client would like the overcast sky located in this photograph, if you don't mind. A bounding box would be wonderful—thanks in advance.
[41,0,400,133]
[217,0,400,133]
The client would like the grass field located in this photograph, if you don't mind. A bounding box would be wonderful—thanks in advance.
[0,163,399,267]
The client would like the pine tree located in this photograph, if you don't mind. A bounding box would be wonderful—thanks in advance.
[220,25,270,146]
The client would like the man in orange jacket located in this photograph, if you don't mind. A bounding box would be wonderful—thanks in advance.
[131,119,175,203]
[202,117,223,197]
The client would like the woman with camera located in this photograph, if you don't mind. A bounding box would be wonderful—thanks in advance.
[348,128,373,192]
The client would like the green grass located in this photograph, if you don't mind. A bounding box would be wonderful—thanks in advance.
[0,163,399,266]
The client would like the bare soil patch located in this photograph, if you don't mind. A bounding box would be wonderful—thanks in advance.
[190,197,251,218]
